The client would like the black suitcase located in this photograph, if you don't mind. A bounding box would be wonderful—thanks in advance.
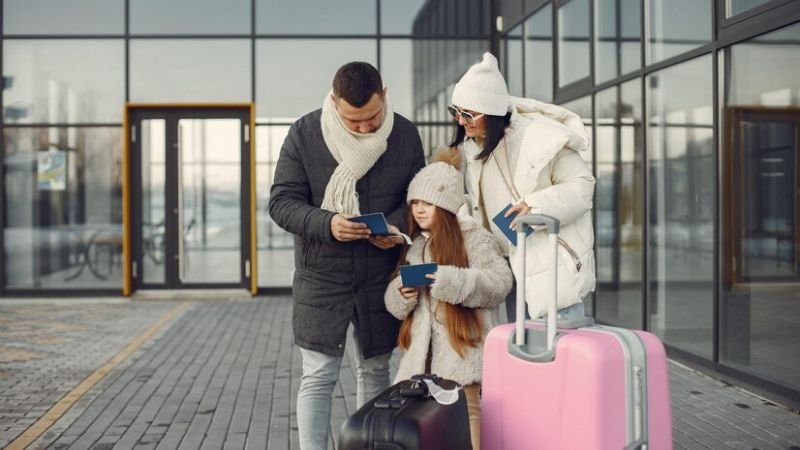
[338,374,473,450]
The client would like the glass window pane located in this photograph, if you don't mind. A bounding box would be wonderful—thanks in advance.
[256,125,293,288]
[256,0,375,35]
[412,40,489,123]
[727,0,772,17]
[3,0,123,35]
[4,127,123,289]
[380,0,427,35]
[380,40,414,119]
[648,0,711,64]
[524,4,553,102]
[557,0,590,87]
[595,0,641,84]
[130,40,251,103]
[130,0,251,35]
[504,26,524,97]
[647,54,713,357]
[256,39,376,121]
[594,80,644,329]
[3,40,124,124]
[721,22,800,391]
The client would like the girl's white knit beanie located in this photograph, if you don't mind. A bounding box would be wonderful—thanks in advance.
[451,52,511,116]
[407,148,464,214]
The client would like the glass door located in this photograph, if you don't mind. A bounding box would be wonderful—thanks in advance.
[130,107,252,290]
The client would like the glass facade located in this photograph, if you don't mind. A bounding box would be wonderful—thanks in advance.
[499,0,800,403]
[721,22,800,391]
[1,0,489,293]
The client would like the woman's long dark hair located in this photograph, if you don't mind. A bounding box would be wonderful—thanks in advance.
[448,111,512,162]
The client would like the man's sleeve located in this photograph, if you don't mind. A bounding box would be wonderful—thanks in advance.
[268,125,337,243]
[385,131,426,233]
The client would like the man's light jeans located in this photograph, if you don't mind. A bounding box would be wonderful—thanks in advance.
[296,325,392,450]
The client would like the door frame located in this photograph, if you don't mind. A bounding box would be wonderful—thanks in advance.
[724,106,800,287]
[122,103,257,295]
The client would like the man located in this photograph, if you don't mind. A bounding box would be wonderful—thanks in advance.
[268,61,425,449]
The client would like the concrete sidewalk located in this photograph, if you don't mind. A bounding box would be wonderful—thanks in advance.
[1,297,798,449]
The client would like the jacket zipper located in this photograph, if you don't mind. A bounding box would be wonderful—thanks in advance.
[557,237,582,272]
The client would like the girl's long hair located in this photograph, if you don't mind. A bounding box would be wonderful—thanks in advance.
[396,206,484,358]
[448,111,512,162]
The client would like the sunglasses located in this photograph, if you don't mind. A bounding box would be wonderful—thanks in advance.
[447,104,485,125]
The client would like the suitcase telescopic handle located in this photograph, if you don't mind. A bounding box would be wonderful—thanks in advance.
[515,214,560,352]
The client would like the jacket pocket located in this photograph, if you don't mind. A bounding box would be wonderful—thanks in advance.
[557,238,582,274]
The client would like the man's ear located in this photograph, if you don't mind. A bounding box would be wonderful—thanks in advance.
[330,93,338,104]
[382,87,388,97]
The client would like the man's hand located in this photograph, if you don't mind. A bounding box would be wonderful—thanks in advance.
[331,214,371,242]
[507,200,532,230]
[369,224,405,250]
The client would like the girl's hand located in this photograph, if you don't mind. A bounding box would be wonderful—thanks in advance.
[425,272,437,281]
[398,285,419,301]
[507,201,532,230]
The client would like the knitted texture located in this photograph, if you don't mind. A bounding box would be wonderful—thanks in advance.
[451,52,511,116]
[407,161,464,214]
[320,90,394,215]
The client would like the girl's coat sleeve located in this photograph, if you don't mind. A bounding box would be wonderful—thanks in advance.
[429,229,513,309]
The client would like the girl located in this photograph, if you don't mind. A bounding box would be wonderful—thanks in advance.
[384,151,513,450]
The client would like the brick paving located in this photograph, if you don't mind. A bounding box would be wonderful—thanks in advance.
[0,297,797,449]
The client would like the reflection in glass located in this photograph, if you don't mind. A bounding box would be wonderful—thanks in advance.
[380,40,415,118]
[727,0,772,18]
[3,40,124,124]
[525,4,553,102]
[256,0,375,35]
[256,39,376,121]
[504,26,524,97]
[558,0,590,87]
[721,22,800,391]
[178,119,242,284]
[595,0,641,84]
[3,0,123,35]
[131,0,251,35]
[256,126,294,288]
[141,120,166,285]
[594,80,644,329]
[3,127,122,289]
[412,40,489,123]
[648,0,711,64]
[647,55,714,357]
[381,0,427,35]
[130,40,251,103]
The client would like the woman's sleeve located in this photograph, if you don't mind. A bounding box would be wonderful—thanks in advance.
[429,230,513,309]
[384,274,418,320]
[522,148,595,226]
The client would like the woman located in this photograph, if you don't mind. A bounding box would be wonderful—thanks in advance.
[448,52,596,322]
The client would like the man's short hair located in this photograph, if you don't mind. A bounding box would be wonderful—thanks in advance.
[332,62,383,108]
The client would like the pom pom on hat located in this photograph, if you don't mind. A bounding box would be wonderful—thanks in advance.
[451,52,511,116]
[407,148,464,214]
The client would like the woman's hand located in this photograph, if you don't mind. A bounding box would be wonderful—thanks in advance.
[506,201,532,230]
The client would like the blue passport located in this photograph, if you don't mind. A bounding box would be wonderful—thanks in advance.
[399,263,438,287]
[492,204,534,246]
[349,212,392,236]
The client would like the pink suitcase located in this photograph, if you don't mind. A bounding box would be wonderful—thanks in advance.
[481,214,672,450]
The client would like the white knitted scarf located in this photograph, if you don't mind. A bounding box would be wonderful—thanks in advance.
[320,90,394,215]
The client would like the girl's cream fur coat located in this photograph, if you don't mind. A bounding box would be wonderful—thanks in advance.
[384,216,513,386]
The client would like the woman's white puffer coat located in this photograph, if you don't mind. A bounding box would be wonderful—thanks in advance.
[461,97,596,319]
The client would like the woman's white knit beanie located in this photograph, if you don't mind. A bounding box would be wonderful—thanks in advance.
[451,52,511,116]
[407,162,464,214]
